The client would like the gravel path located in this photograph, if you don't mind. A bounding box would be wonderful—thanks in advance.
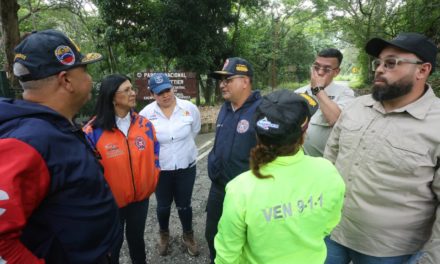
[119,132,215,264]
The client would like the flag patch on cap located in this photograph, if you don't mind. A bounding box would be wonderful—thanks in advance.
[55,45,75,65]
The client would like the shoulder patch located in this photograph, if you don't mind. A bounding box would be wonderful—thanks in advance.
[237,119,250,133]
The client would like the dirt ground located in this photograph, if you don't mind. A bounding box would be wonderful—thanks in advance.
[119,132,216,264]
[119,105,220,264]
[198,105,220,126]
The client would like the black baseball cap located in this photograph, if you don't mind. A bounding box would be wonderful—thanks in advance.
[210,57,253,79]
[254,90,318,145]
[365,32,437,72]
[14,29,103,82]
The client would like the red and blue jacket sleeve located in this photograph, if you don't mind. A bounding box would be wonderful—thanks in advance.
[0,138,49,264]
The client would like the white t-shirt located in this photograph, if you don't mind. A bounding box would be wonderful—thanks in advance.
[115,112,131,137]
[139,97,201,170]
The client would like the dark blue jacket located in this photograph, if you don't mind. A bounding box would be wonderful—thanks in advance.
[208,91,262,188]
[0,98,121,264]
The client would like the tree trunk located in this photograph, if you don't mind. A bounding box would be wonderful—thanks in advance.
[107,43,117,73]
[0,0,20,90]
[270,18,280,90]
[196,73,201,106]
[202,77,212,105]
[230,0,242,52]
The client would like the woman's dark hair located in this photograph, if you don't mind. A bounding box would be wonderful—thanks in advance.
[250,134,303,179]
[91,74,131,131]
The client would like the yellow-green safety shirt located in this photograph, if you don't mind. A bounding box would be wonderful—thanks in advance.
[214,150,345,264]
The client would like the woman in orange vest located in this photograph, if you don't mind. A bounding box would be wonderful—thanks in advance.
[83,74,160,264]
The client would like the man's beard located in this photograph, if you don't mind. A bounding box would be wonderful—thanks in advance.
[371,76,413,101]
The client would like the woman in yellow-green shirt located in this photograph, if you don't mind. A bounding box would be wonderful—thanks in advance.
[214,90,345,264]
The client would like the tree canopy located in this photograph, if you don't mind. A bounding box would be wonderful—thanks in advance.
[1,0,439,105]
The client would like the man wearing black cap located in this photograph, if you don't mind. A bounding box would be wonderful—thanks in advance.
[324,33,440,264]
[214,90,345,264]
[0,29,121,263]
[206,57,262,263]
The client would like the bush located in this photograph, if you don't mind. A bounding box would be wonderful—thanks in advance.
[429,71,440,97]
[276,81,309,90]
[349,78,366,89]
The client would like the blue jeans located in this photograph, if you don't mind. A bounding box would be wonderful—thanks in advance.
[111,199,149,264]
[325,236,423,264]
[155,165,196,232]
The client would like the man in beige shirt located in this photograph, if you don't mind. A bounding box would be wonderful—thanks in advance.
[296,48,354,157]
[324,33,439,264]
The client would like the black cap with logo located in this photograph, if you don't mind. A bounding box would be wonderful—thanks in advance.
[14,29,103,82]
[254,90,318,145]
[211,57,253,79]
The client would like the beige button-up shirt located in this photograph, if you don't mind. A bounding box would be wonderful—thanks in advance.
[296,82,355,157]
[324,87,440,263]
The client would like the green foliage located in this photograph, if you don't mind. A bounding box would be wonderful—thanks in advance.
[233,0,322,89]
[0,32,5,70]
[276,81,308,90]
[429,71,440,97]
[93,0,256,104]
[150,0,233,73]
[348,77,366,89]
[310,0,440,88]
[5,0,439,115]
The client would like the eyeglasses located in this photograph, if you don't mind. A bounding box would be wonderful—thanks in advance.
[371,57,424,71]
[311,64,338,74]
[116,87,138,95]
[219,75,246,85]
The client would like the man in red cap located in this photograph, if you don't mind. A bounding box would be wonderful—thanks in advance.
[324,32,439,264]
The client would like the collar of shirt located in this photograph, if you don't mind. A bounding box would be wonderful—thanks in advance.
[115,112,131,137]
[363,84,436,120]
[153,96,185,117]
[270,149,305,167]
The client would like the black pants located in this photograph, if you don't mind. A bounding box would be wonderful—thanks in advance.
[155,165,197,232]
[205,183,226,264]
[111,199,149,264]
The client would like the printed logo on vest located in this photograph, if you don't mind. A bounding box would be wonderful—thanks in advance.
[104,143,124,158]
[148,113,158,121]
[135,136,146,150]
[236,119,249,134]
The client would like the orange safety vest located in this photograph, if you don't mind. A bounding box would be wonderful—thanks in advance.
[83,112,160,208]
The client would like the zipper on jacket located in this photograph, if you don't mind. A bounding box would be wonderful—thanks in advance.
[118,128,137,200]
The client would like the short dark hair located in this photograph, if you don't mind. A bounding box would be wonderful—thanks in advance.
[92,74,131,131]
[317,48,343,66]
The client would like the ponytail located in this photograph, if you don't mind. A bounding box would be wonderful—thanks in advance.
[250,134,304,179]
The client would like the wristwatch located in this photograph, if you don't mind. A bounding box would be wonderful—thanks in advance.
[311,86,324,95]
